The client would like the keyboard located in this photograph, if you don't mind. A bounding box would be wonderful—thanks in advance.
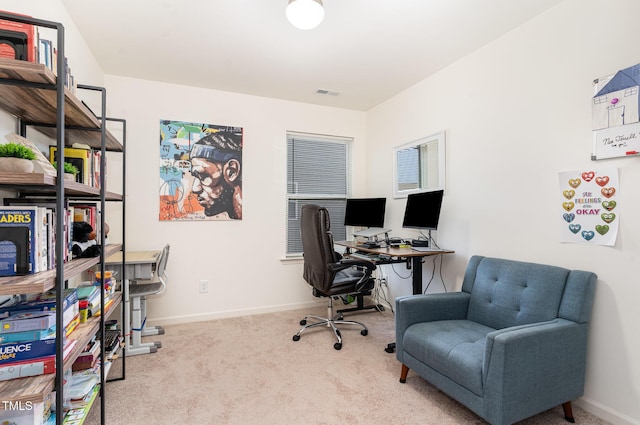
[349,251,377,261]
[98,329,122,352]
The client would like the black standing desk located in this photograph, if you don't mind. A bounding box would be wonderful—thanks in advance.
[334,240,454,353]
[334,240,454,295]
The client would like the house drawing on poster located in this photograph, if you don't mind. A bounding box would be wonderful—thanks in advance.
[592,63,640,130]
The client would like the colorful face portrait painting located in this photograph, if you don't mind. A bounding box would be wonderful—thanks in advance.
[558,167,618,246]
[159,120,243,221]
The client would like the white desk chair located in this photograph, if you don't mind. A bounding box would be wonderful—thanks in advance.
[127,244,169,356]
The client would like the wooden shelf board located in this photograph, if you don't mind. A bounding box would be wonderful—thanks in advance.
[0,244,123,296]
[0,58,122,151]
[0,173,122,201]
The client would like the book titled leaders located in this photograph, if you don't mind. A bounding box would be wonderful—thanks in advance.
[0,206,38,276]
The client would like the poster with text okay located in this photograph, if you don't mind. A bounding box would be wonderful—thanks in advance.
[558,167,619,246]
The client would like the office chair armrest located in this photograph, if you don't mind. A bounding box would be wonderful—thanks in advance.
[329,259,376,292]
[328,259,376,273]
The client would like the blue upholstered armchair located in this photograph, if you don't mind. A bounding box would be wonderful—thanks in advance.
[395,255,597,425]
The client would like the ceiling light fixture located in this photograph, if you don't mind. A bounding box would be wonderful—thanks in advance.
[286,0,325,30]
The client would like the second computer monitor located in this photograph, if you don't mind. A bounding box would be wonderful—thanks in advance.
[402,190,444,230]
[344,197,386,228]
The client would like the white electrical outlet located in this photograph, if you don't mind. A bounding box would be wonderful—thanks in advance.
[199,279,209,293]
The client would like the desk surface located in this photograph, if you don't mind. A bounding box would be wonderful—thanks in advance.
[335,240,454,258]
[105,250,161,265]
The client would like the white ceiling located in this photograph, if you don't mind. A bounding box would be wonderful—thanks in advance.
[61,0,564,111]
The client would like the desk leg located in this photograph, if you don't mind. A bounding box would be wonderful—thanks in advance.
[411,256,423,295]
[124,278,158,356]
[386,256,424,354]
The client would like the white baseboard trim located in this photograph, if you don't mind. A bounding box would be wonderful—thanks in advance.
[576,396,639,425]
[146,300,322,327]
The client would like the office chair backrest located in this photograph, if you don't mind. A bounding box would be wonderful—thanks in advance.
[300,204,338,293]
[132,244,170,295]
[156,244,170,285]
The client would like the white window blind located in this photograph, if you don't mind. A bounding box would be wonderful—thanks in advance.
[396,146,420,191]
[286,132,352,255]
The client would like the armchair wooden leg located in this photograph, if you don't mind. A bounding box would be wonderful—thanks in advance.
[400,364,409,383]
[562,401,575,423]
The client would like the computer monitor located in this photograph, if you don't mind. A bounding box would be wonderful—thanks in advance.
[402,190,444,230]
[344,198,389,237]
[344,197,386,228]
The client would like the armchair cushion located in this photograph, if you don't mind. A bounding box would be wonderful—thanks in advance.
[404,319,493,396]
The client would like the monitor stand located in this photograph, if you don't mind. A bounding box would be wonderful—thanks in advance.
[354,229,391,249]
[353,227,391,238]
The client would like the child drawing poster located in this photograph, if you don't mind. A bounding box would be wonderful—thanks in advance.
[159,120,243,221]
[558,167,618,246]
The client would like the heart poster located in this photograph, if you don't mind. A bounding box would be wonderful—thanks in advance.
[558,167,619,246]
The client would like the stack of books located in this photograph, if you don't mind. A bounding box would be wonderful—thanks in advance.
[0,289,79,382]
[76,284,113,317]
[0,11,77,91]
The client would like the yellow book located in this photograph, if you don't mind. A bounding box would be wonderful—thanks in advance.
[49,146,91,184]
[65,314,80,337]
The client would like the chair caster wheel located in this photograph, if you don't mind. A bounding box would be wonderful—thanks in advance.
[361,329,368,336]
[334,342,342,350]
[336,314,344,320]
[292,335,300,341]
[300,319,307,325]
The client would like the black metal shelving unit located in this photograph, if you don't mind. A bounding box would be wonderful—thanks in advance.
[0,11,126,425]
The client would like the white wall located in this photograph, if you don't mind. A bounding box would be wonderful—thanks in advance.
[102,75,368,322]
[367,0,640,423]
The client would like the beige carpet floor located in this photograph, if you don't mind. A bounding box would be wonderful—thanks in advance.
[85,305,610,425]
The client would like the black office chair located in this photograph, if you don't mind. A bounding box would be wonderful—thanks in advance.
[292,204,377,350]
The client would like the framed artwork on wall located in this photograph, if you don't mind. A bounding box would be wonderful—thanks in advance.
[159,120,243,221]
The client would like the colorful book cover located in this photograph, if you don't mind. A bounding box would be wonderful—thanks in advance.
[65,315,80,337]
[92,149,102,189]
[49,146,91,185]
[0,339,76,377]
[0,325,55,344]
[76,285,99,301]
[0,355,55,381]
[0,337,56,364]
[0,288,78,318]
[0,311,56,334]
[35,206,47,272]
[0,206,38,276]
[0,11,37,62]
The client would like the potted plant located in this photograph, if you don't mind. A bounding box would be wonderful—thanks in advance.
[53,161,79,181]
[0,142,36,173]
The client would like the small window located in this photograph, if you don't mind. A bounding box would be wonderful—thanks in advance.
[393,131,446,198]
[286,132,352,255]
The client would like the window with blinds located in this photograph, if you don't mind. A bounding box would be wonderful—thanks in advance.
[286,132,352,255]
